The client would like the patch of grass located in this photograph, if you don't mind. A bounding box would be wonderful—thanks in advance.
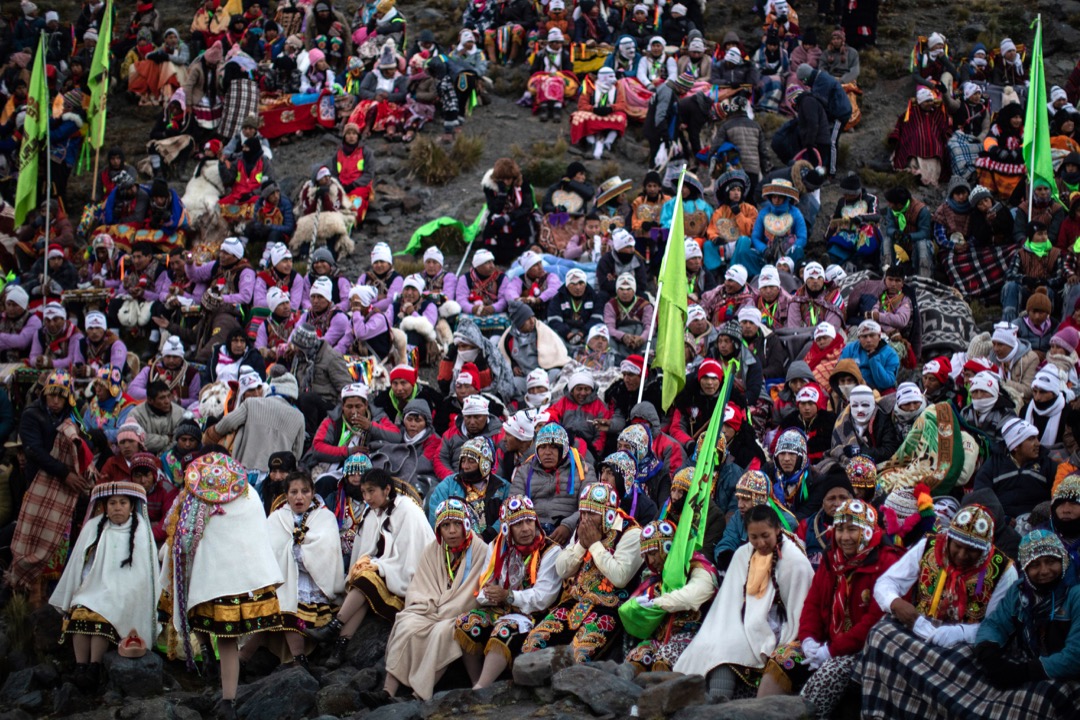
[756,111,787,134]
[523,158,568,187]
[858,167,920,191]
[2,594,34,660]
[512,137,569,160]
[859,64,878,90]
[954,6,970,21]
[408,137,459,185]
[598,159,622,181]
[450,133,484,172]
[862,49,910,80]
[394,256,424,275]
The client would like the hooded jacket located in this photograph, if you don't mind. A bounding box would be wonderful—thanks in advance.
[434,414,504,480]
[547,388,611,460]
[828,403,900,465]
[972,446,1056,523]
[509,452,597,533]
[628,401,685,479]
[839,337,900,393]
[368,398,441,481]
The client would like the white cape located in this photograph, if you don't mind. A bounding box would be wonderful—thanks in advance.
[268,504,346,613]
[349,494,434,598]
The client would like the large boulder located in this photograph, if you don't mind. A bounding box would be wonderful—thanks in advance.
[103,651,164,697]
[679,696,817,720]
[511,646,574,687]
[236,666,319,720]
[342,616,393,670]
[635,674,707,718]
[551,664,642,716]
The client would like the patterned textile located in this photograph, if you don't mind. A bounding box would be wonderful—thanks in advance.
[947,131,981,180]
[521,598,621,662]
[569,110,628,145]
[281,601,336,633]
[943,244,1016,302]
[8,419,91,590]
[220,78,261,140]
[347,99,408,133]
[861,617,1080,720]
[347,567,405,620]
[260,93,337,140]
[61,606,121,643]
[187,586,284,638]
[454,607,536,663]
[625,629,697,672]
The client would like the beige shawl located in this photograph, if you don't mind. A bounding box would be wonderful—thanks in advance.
[384,533,491,699]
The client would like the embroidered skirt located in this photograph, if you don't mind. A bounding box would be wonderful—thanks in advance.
[454,607,536,665]
[625,629,697,673]
[522,598,622,664]
[346,567,404,622]
[282,602,337,634]
[569,110,628,145]
[60,606,120,643]
[186,585,284,638]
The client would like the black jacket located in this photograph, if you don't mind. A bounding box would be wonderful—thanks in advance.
[972,447,1056,521]
[546,284,606,340]
[20,400,72,482]
[595,250,648,298]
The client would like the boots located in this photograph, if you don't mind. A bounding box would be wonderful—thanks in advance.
[214,699,238,720]
[323,637,350,671]
[293,654,310,672]
[304,616,342,644]
[72,664,97,695]
[551,104,563,122]
[539,102,551,123]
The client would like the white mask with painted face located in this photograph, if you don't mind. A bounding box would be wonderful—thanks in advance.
[850,397,875,425]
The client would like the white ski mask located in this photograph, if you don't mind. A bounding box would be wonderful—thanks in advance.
[971,396,997,414]
[526,391,551,408]
[848,386,876,426]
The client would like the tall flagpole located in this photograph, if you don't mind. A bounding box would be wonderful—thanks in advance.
[1028,14,1041,222]
[43,117,51,302]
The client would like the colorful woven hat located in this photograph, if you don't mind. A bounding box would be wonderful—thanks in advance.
[693,431,727,464]
[947,504,995,554]
[1019,529,1070,574]
[435,497,472,535]
[579,482,620,529]
[535,422,569,459]
[735,470,770,503]
[43,369,76,406]
[499,494,538,533]
[639,519,677,557]
[832,498,877,547]
[600,451,636,491]
[183,452,248,504]
[671,467,694,495]
[773,427,807,462]
[1054,473,1080,505]
[94,364,123,398]
[129,451,161,477]
[90,480,147,507]
[618,424,651,465]
[460,437,494,478]
[344,453,372,476]
[845,454,877,490]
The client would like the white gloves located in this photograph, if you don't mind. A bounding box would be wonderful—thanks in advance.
[800,638,821,660]
[913,616,936,642]
[929,624,967,648]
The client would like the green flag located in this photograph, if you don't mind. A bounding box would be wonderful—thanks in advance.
[400,207,488,256]
[14,35,49,226]
[1023,16,1055,205]
[88,0,113,150]
[656,171,689,411]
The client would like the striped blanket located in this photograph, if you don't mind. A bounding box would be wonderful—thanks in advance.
[861,618,1080,720]
[943,243,1016,303]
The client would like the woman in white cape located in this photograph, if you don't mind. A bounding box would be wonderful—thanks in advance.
[674,504,814,700]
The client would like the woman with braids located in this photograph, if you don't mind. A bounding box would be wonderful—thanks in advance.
[307,468,433,669]
[50,482,160,695]
[325,452,372,566]
[241,473,344,671]
[158,451,284,720]
[675,504,813,701]
[759,499,901,717]
[454,495,562,689]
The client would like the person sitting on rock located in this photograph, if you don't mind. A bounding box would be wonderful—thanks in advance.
[455,495,562,688]
[522,482,643,662]
[622,518,719,673]
[361,498,491,706]
[49,481,160,695]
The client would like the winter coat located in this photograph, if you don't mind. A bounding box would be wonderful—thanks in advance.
[828,407,900,465]
[434,415,504,480]
[805,66,853,123]
[426,473,510,541]
[972,447,1056,521]
[546,284,606,340]
[838,339,900,393]
[627,401,685,480]
[509,454,597,532]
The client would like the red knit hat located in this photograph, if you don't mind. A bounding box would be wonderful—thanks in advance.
[697,358,723,381]
[921,356,952,385]
[723,402,745,431]
[455,362,481,389]
[390,364,418,385]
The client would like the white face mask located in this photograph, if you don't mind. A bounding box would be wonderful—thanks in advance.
[458,347,480,362]
[929,48,943,59]
[838,383,855,399]
[526,391,551,408]
[972,396,997,414]
[850,398,875,424]
[894,404,924,423]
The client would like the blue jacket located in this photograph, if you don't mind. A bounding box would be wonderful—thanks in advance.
[252,194,297,238]
[839,339,900,392]
[426,472,510,540]
[807,67,852,123]
[749,200,808,264]
[50,114,84,168]
[714,502,797,563]
[976,580,1080,679]
[661,197,713,228]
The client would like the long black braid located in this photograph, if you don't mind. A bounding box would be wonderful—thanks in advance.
[356,469,398,557]
[740,504,787,622]
[123,510,140,568]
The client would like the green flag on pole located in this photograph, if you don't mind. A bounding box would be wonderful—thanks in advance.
[88,0,113,150]
[655,171,689,411]
[14,35,49,226]
[1023,15,1056,206]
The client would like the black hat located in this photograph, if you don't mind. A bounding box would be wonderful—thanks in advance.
[644,170,662,186]
[884,263,906,279]
[268,451,297,472]
[418,29,436,44]
[884,187,911,205]
[108,146,124,159]
[567,161,587,178]
[1028,220,1049,236]
[802,28,818,46]
[839,172,861,194]
[801,166,826,191]
[150,178,170,198]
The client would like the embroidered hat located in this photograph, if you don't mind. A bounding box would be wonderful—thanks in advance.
[95,365,123,398]
[162,336,185,357]
[671,466,694,495]
[309,276,334,301]
[947,504,996,554]
[84,311,107,330]
[922,357,951,384]
[1054,473,1080,506]
[617,423,651,465]
[578,482,619,529]
[858,319,882,336]
[290,323,320,350]
[969,371,1000,400]
[499,495,538,531]
[735,470,770,503]
[725,264,748,286]
[129,453,161,489]
[612,228,636,251]
[461,395,489,416]
[599,451,636,492]
[343,452,372,476]
[1019,529,1070,574]
[802,262,826,281]
[269,244,291,268]
[435,497,472,536]
[639,519,677,556]
[844,454,877,489]
[526,367,551,390]
[883,485,918,518]
[43,301,67,320]
[758,265,781,288]
[460,436,494,477]
[89,480,147,509]
[773,427,807,462]
[371,242,393,265]
[536,422,569,457]
[684,239,704,260]
[389,364,418,385]
[503,410,535,442]
[832,498,877,547]
[796,385,821,404]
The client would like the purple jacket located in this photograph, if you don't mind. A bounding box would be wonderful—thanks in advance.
[500,272,562,307]
[128,365,201,409]
[115,267,171,302]
[186,261,256,306]
[0,313,42,355]
[253,271,308,311]
[352,308,392,343]
[357,272,404,313]
[29,326,83,369]
[455,273,508,314]
[73,336,129,371]
[300,309,352,354]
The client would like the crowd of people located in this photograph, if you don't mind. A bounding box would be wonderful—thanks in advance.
[4,0,1080,719]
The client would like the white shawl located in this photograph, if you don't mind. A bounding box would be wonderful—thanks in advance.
[674,540,813,675]
[349,494,434,598]
[50,510,161,646]
[161,484,284,632]
[268,504,346,614]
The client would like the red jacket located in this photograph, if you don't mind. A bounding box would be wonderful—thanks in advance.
[312,414,399,461]
[798,540,904,657]
[100,455,133,484]
[546,395,611,458]
[146,479,179,544]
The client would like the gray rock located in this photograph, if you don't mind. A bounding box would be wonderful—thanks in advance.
[104,651,164,697]
[30,663,59,688]
[0,710,34,720]
[468,679,533,705]
[633,671,685,688]
[342,616,392,670]
[413,8,444,22]
[350,667,381,692]
[237,666,319,720]
[13,691,43,711]
[367,699,422,720]
[636,674,707,718]
[316,683,361,716]
[52,683,93,716]
[551,664,642,716]
[0,669,35,703]
[512,646,574,687]
[959,23,986,41]
[679,695,816,720]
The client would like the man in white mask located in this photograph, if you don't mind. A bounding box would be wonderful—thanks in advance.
[959,370,1015,440]
[525,367,552,409]
[829,384,900,466]
[892,382,927,438]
